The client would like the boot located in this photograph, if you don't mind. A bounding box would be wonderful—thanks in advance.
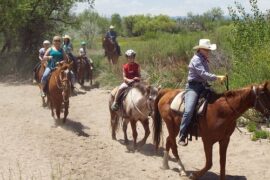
[40,83,46,97]
[111,88,125,111]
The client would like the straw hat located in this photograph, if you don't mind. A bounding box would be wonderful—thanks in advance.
[63,35,71,40]
[193,39,216,51]
[109,25,114,29]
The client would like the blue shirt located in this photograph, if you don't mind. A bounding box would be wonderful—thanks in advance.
[106,30,117,42]
[187,53,217,83]
[63,43,73,54]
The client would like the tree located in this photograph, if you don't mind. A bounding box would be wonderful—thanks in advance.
[111,13,122,34]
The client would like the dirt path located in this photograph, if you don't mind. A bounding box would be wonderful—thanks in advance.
[0,82,269,180]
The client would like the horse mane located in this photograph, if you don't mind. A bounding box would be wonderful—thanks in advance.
[208,85,253,104]
[132,82,149,95]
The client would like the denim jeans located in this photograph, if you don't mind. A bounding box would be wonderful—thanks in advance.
[41,67,51,85]
[179,82,205,138]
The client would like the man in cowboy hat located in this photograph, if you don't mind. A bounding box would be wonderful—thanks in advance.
[105,25,121,56]
[178,39,226,146]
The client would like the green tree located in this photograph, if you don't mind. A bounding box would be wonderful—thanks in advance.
[111,13,122,34]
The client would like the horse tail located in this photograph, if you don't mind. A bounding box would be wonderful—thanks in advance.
[153,88,170,150]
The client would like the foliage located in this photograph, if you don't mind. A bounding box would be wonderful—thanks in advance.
[123,15,178,36]
[252,130,270,141]
[111,13,122,34]
[0,0,94,54]
[228,0,270,87]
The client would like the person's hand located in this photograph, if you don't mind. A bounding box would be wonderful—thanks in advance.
[133,77,140,81]
[217,75,226,83]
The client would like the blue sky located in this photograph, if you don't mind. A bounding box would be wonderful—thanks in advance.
[74,0,270,16]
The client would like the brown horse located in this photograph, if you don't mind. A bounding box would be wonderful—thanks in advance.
[102,36,119,65]
[76,56,93,86]
[47,62,73,123]
[36,61,47,106]
[109,83,159,150]
[153,81,270,180]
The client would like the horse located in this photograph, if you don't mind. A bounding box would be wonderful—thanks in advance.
[102,36,119,65]
[47,61,73,124]
[76,56,93,86]
[35,61,47,106]
[153,81,270,180]
[109,83,160,150]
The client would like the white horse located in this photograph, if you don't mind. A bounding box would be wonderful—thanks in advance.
[109,83,159,150]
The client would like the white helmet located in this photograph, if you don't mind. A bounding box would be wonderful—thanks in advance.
[109,25,114,29]
[125,49,136,57]
[43,40,50,44]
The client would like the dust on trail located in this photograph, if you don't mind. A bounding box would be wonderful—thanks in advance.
[0,82,269,180]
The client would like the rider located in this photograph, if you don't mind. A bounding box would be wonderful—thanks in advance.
[33,40,51,83]
[63,35,77,74]
[40,36,68,97]
[178,39,226,146]
[111,49,140,111]
[105,25,121,56]
[79,41,94,70]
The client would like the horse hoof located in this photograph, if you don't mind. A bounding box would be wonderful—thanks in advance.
[179,170,187,177]
[188,173,197,180]
[160,165,170,170]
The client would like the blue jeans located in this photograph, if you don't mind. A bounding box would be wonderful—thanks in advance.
[41,67,51,85]
[179,82,205,138]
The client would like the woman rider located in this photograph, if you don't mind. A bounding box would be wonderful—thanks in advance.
[40,36,68,97]
[178,39,226,146]
[63,35,77,74]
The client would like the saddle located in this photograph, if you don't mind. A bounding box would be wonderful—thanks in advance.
[170,88,213,141]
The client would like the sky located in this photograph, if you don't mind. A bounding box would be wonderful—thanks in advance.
[73,0,270,17]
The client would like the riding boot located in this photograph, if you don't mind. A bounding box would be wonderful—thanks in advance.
[40,83,46,97]
[32,71,37,84]
[111,88,126,111]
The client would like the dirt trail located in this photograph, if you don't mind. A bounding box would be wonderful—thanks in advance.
[0,82,269,180]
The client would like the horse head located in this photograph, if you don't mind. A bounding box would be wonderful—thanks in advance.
[253,81,270,117]
[145,85,161,116]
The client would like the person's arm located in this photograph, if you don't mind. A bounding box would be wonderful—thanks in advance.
[43,48,52,61]
[122,66,133,84]
[192,59,217,81]
[133,66,141,81]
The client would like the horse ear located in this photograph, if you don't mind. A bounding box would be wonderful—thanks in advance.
[157,85,162,91]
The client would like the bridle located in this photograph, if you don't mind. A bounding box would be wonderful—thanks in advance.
[55,69,70,103]
[252,86,270,116]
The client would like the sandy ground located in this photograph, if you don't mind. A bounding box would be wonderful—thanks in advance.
[0,82,269,180]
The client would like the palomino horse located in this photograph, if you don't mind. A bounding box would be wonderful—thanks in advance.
[102,36,119,65]
[153,81,270,180]
[47,61,73,123]
[36,61,47,106]
[76,56,93,86]
[109,83,159,150]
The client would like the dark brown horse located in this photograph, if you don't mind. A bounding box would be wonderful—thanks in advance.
[102,36,119,65]
[76,56,93,86]
[36,61,47,106]
[153,82,270,180]
[47,62,73,123]
[109,83,159,150]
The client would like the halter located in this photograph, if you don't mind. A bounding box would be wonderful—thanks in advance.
[252,86,270,116]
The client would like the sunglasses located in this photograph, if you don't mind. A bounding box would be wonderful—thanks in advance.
[53,40,61,42]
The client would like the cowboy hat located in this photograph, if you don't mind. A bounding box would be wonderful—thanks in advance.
[63,35,71,40]
[193,39,216,51]
[109,25,114,29]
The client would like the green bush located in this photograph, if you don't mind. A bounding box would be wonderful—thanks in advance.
[247,121,257,132]
[252,130,269,141]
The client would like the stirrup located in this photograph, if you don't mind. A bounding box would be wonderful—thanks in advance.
[40,91,46,97]
[178,136,188,146]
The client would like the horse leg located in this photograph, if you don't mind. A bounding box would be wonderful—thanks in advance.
[162,136,171,170]
[219,137,230,180]
[171,130,187,176]
[130,120,138,150]
[110,110,118,140]
[123,118,129,144]
[191,140,213,179]
[50,100,55,119]
[63,100,69,123]
[137,118,150,147]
